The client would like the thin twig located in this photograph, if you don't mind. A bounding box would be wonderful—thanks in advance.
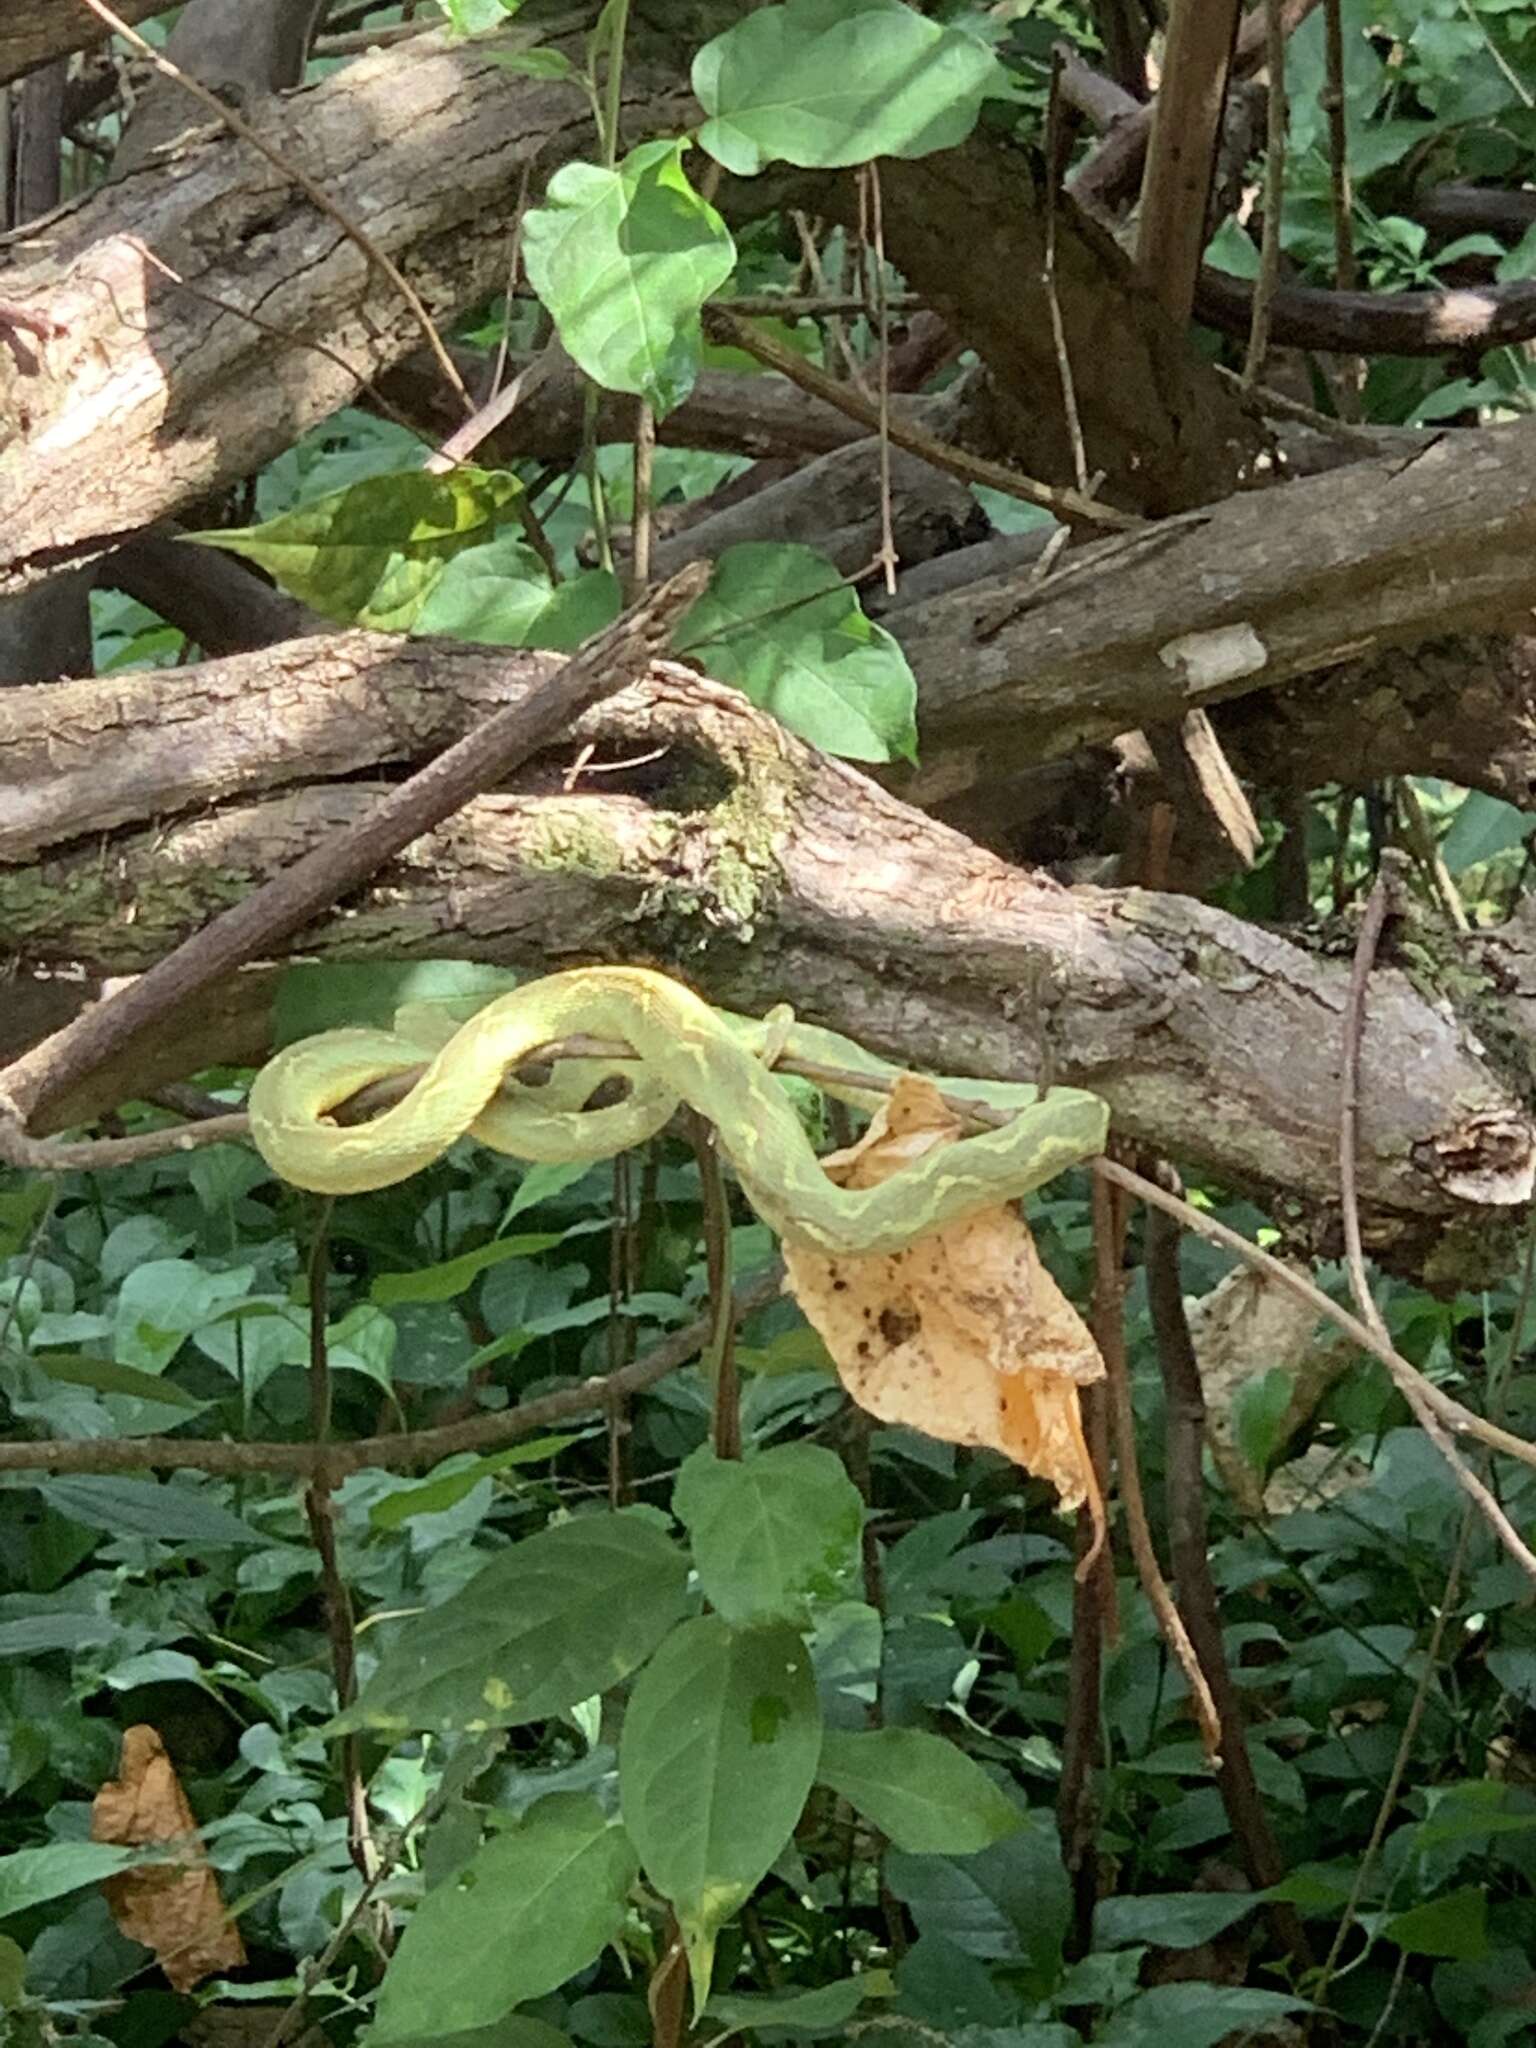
[629,400,656,601]
[1059,1178,1122,1954]
[1396,780,1469,932]
[1339,861,1399,1341]
[703,308,1142,532]
[1043,52,1089,497]
[75,0,472,413]
[863,163,897,596]
[1145,1195,1310,1961]
[1321,0,1362,416]
[300,1200,380,1889]
[688,1109,741,1461]
[1098,1179,1224,1763]
[704,292,922,319]
[1337,858,1536,1581]
[1242,0,1288,390]
[0,1267,783,1477]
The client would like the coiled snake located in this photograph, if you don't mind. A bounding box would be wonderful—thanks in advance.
[247,966,1108,1253]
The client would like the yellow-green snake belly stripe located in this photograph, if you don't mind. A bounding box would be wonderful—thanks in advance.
[247,966,1108,1256]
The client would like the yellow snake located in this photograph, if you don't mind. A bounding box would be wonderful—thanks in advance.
[247,966,1108,1255]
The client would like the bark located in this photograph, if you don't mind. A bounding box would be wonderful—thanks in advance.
[1194,264,1536,360]
[816,143,1267,516]
[0,0,169,88]
[375,347,879,466]
[106,529,325,653]
[2,650,1531,1245]
[892,416,1536,804]
[111,0,328,173]
[651,431,985,581]
[0,29,695,592]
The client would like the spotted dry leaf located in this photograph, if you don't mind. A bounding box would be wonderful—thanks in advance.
[785,1075,1104,1526]
[92,1724,246,1992]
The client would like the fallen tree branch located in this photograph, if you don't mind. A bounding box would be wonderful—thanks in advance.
[0,24,697,591]
[4,663,1530,1239]
[896,413,1536,791]
[17,420,1536,844]
[0,566,707,1127]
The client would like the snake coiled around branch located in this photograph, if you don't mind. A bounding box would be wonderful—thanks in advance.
[247,966,1108,1255]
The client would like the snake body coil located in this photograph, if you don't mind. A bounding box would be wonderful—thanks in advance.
[248,966,1107,1255]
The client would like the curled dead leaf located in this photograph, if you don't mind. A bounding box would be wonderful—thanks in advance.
[785,1076,1105,1536]
[92,1724,246,1992]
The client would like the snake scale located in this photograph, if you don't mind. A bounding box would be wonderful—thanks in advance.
[247,966,1109,1255]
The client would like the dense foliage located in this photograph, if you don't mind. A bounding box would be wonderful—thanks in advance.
[10,1,1536,2045]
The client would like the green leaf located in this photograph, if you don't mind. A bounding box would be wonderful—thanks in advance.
[1231,1367,1294,1475]
[1385,1884,1490,1961]
[706,1976,878,2039]
[1097,1984,1307,2047]
[486,47,579,81]
[523,139,735,413]
[1415,1779,1536,1848]
[0,1613,119,1657]
[441,0,517,29]
[0,1934,25,2011]
[672,1443,862,1626]
[693,0,1004,175]
[816,1729,1022,1854]
[505,1160,595,1221]
[372,1794,637,2042]
[30,1353,204,1412]
[1440,790,1531,872]
[114,1259,255,1372]
[336,1510,688,1734]
[1093,1890,1259,1950]
[885,1826,1068,1974]
[368,1437,588,1529]
[620,1616,822,2009]
[377,2025,572,2048]
[672,543,917,762]
[0,1843,141,1919]
[31,1475,261,1547]
[370,1234,565,1306]
[184,469,524,630]
[1498,221,1536,283]
[273,959,520,1043]
[415,542,621,650]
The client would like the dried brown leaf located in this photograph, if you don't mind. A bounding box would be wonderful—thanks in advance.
[92,1725,246,1992]
[785,1077,1105,1528]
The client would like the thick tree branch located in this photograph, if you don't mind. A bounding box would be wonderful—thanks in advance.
[0,27,695,591]
[894,416,1536,799]
[3,661,1531,1241]
[0,569,706,1126]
